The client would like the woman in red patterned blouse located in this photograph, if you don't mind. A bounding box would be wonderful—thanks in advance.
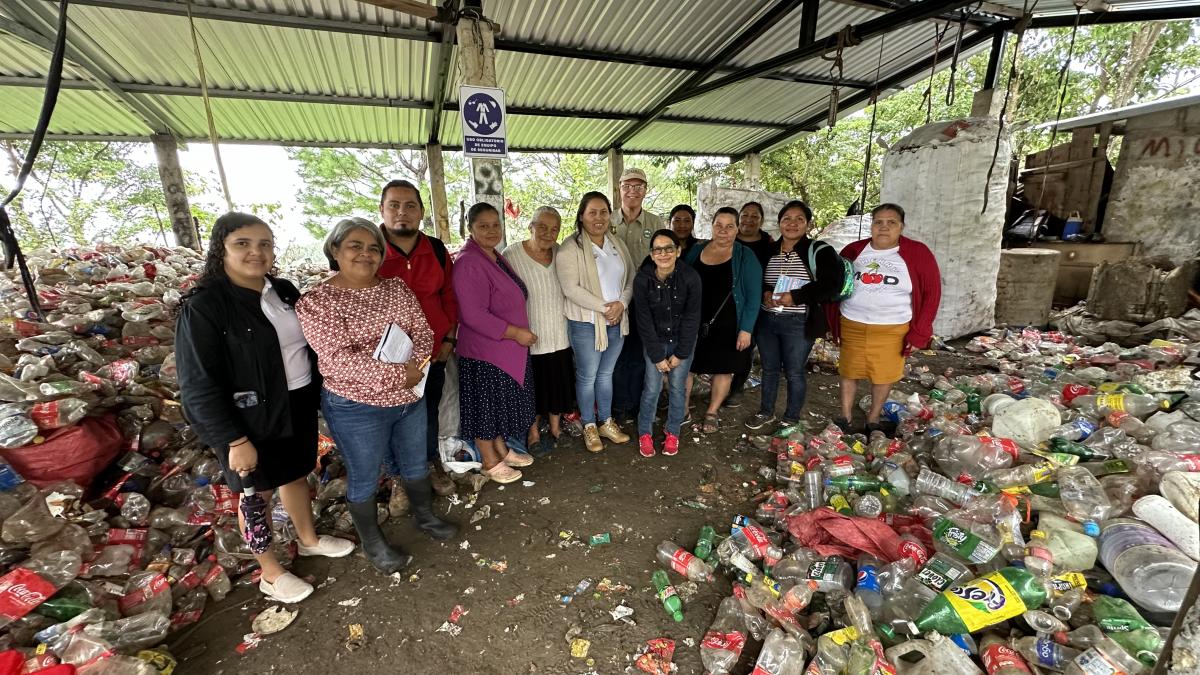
[296,218,458,574]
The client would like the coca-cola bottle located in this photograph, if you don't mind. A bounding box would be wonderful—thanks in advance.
[0,550,81,628]
[700,595,748,675]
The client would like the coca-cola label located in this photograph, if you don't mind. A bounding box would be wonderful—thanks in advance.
[982,642,1032,675]
[170,609,203,627]
[105,528,148,544]
[118,573,169,614]
[668,548,695,576]
[29,402,58,429]
[211,485,237,515]
[1180,454,1200,471]
[0,568,55,621]
[202,564,225,586]
[742,526,771,557]
[701,630,746,656]
[898,538,929,567]
[177,569,201,591]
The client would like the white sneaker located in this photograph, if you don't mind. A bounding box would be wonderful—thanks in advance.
[260,572,314,603]
[297,535,355,558]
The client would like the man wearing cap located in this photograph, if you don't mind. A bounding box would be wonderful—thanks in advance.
[609,168,664,423]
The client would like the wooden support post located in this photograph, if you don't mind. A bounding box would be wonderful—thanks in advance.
[607,148,624,207]
[456,16,505,246]
[150,134,198,250]
[742,152,762,190]
[1085,121,1113,232]
[426,142,452,242]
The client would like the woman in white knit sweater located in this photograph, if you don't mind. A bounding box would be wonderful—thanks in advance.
[503,206,575,456]
[556,192,635,453]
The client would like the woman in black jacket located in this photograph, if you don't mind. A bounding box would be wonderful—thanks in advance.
[633,230,702,458]
[743,200,846,431]
[176,212,353,604]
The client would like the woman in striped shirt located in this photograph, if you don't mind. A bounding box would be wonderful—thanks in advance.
[744,200,846,430]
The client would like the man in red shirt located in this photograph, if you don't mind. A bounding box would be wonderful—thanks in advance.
[377,179,458,497]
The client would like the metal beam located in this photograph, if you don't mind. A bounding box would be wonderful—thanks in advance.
[748,21,1003,154]
[0,132,732,157]
[49,0,872,89]
[833,0,1000,30]
[1028,5,1200,27]
[0,75,794,129]
[609,0,806,149]
[799,0,820,44]
[671,0,984,108]
[426,0,459,144]
[0,2,175,135]
[983,29,1006,90]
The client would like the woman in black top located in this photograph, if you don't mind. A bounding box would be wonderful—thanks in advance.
[743,200,846,431]
[176,212,353,604]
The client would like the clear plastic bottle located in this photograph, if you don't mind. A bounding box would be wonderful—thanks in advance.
[1071,393,1169,419]
[1045,418,1097,442]
[82,612,171,650]
[1106,412,1156,444]
[194,555,232,602]
[854,554,884,613]
[1098,519,1197,612]
[0,550,81,628]
[1013,636,1080,672]
[1054,625,1105,650]
[1063,636,1147,675]
[914,466,981,506]
[117,492,151,526]
[980,633,1033,675]
[753,627,806,675]
[656,540,714,582]
[1056,466,1114,536]
[700,596,748,675]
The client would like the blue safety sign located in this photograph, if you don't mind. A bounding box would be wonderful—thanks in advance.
[460,85,508,158]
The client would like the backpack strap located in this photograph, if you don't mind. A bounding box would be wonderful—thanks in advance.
[427,234,450,269]
[806,240,830,281]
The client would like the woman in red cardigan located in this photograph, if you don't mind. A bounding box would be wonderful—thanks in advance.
[829,203,941,435]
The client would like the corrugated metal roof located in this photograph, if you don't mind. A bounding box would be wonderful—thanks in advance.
[0,0,1196,155]
[0,87,151,135]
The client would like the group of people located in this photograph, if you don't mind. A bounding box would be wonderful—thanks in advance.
[173,168,942,603]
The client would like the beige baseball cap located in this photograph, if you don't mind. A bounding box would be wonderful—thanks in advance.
[619,168,648,184]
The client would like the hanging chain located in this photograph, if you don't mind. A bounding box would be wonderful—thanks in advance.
[922,20,953,124]
[1037,3,1085,209]
[822,26,860,129]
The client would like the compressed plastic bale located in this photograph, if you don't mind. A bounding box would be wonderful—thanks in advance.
[991,397,1061,449]
[880,118,1010,339]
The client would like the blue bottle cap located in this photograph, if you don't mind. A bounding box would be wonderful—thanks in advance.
[1083,521,1100,537]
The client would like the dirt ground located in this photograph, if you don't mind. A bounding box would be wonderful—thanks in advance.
[175,349,980,675]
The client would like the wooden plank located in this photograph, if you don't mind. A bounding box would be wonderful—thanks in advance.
[1085,120,1114,232]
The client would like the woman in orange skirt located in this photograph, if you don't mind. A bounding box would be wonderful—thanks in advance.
[828,204,941,435]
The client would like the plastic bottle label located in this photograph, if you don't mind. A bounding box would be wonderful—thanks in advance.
[917,558,964,592]
[936,522,998,564]
[826,626,860,646]
[657,585,678,602]
[668,548,697,576]
[742,526,771,557]
[982,642,1032,675]
[899,538,929,567]
[118,573,169,614]
[701,630,746,655]
[943,571,1029,632]
[104,528,149,544]
[0,568,55,622]
[1034,638,1062,667]
[1049,573,1087,596]
[1179,455,1200,471]
[856,564,880,593]
[1073,648,1127,675]
[1095,394,1125,412]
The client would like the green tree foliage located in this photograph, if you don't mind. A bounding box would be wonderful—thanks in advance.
[1,141,198,248]
[286,147,471,242]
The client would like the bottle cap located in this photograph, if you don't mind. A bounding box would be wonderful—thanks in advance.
[1082,521,1100,537]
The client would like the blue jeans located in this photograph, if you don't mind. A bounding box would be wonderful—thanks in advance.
[567,320,624,425]
[321,389,428,504]
[638,341,693,436]
[756,311,814,421]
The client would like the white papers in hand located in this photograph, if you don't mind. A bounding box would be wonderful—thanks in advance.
[373,323,414,364]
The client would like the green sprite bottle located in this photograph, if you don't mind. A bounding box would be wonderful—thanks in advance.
[915,567,1047,634]
[651,569,684,622]
[694,525,716,562]
[825,476,890,492]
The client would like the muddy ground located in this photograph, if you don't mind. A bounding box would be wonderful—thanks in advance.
[176,349,981,675]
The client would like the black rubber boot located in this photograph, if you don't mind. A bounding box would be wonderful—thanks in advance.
[346,500,412,573]
[403,477,459,541]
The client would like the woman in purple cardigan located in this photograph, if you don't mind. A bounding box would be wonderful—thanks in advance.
[453,202,538,484]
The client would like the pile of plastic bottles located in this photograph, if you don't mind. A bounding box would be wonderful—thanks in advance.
[0,245,366,674]
[648,327,1199,675]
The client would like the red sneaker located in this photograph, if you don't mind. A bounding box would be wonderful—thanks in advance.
[638,434,656,458]
[663,433,679,456]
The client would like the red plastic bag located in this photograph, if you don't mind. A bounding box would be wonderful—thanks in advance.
[786,508,931,562]
[0,416,123,489]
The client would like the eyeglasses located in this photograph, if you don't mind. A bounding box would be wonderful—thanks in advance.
[651,246,677,255]
[620,183,647,193]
